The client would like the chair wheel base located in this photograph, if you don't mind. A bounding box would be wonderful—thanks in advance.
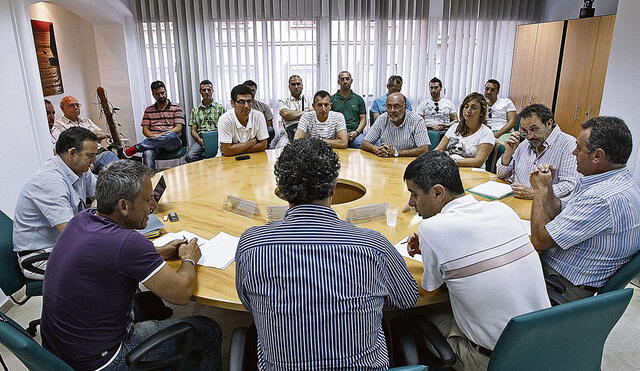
[26,319,40,337]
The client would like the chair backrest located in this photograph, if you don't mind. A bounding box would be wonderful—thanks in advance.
[488,288,633,371]
[387,367,428,371]
[0,210,26,297]
[484,143,505,174]
[428,130,441,151]
[599,251,640,294]
[201,131,219,159]
[0,312,72,371]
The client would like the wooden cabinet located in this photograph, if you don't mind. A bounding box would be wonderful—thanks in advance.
[509,21,563,111]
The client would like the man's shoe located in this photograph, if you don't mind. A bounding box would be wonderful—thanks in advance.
[123,145,137,158]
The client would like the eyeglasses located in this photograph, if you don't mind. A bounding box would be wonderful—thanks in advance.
[488,107,492,118]
[520,126,542,135]
[234,99,253,106]
[386,104,405,111]
[434,102,439,113]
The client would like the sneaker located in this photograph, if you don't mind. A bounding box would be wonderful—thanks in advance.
[123,145,137,158]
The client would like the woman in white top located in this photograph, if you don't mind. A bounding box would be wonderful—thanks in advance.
[435,92,495,168]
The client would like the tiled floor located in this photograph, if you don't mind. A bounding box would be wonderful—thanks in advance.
[1,285,639,370]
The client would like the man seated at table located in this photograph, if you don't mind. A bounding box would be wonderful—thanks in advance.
[218,84,269,157]
[13,127,98,280]
[294,90,348,149]
[185,79,226,163]
[361,93,430,157]
[497,104,579,199]
[236,138,419,370]
[405,151,550,370]
[530,116,640,303]
[370,75,413,121]
[41,160,222,370]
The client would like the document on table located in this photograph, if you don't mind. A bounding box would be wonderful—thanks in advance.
[394,236,422,262]
[198,232,240,269]
[152,230,209,247]
[467,180,513,199]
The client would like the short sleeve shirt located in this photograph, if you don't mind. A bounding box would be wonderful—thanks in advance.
[188,101,226,134]
[52,116,102,145]
[297,111,347,140]
[485,97,516,131]
[370,94,413,114]
[13,156,96,252]
[364,111,430,150]
[252,100,274,122]
[443,123,495,164]
[416,98,457,127]
[331,91,366,132]
[278,95,309,128]
[218,109,269,148]
[141,101,185,134]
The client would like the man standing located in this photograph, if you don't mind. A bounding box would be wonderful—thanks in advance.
[370,75,413,121]
[405,151,549,371]
[45,99,60,143]
[185,80,226,163]
[497,104,579,199]
[483,79,516,138]
[218,84,269,156]
[243,80,274,142]
[530,116,640,302]
[331,71,367,148]
[294,90,348,149]
[123,81,184,170]
[41,160,222,370]
[416,77,458,131]
[279,75,310,140]
[13,127,98,280]
[236,138,418,370]
[361,93,430,157]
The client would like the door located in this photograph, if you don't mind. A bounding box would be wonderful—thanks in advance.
[529,21,564,108]
[585,15,616,121]
[509,24,538,111]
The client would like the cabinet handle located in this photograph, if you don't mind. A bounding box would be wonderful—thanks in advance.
[586,106,592,118]
[573,103,580,122]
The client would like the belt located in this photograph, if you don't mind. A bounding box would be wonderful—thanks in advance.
[469,340,493,358]
[577,285,599,293]
[17,249,47,257]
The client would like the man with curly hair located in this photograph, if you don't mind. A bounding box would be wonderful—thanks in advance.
[235,138,419,370]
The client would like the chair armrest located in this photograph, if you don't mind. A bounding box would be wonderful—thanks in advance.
[21,252,50,276]
[125,322,195,370]
[411,315,457,368]
[229,327,248,371]
[545,276,570,306]
[389,317,422,366]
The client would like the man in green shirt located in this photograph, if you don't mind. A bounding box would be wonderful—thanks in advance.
[185,80,226,162]
[331,71,367,148]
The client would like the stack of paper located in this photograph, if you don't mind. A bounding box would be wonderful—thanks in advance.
[136,214,164,238]
[198,232,240,269]
[393,236,422,262]
[467,181,513,199]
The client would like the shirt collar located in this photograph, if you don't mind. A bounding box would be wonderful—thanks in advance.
[289,95,304,102]
[154,100,172,110]
[52,155,80,185]
[579,167,629,188]
[335,90,354,100]
[440,194,477,214]
[234,111,253,129]
[284,204,338,220]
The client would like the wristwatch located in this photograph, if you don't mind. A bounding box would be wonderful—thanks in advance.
[394,148,399,157]
[182,258,196,266]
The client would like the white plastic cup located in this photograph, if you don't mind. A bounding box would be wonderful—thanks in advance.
[386,205,399,227]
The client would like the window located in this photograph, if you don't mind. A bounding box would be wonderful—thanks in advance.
[142,22,180,103]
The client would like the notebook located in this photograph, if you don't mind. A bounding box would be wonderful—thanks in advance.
[467,181,513,200]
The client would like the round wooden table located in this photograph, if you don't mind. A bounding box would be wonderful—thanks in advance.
[155,149,532,311]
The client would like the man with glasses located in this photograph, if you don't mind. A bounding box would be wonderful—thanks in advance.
[416,77,457,131]
[497,104,579,199]
[370,75,413,122]
[361,93,430,157]
[218,84,269,156]
[331,71,367,148]
[483,79,516,139]
[185,80,226,163]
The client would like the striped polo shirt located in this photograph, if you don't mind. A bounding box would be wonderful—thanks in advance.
[236,204,419,370]
[364,111,431,150]
[297,111,347,140]
[496,125,580,198]
[544,167,640,287]
[140,100,185,134]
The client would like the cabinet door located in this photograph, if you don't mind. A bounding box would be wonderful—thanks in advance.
[555,17,600,137]
[585,15,616,120]
[529,21,564,108]
[509,24,538,111]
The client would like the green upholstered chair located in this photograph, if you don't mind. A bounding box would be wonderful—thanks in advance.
[201,131,219,159]
[484,143,505,174]
[427,130,442,151]
[387,366,428,371]
[0,210,42,336]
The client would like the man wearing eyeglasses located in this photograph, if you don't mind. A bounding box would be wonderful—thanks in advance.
[218,84,269,156]
[497,104,579,199]
[360,93,430,157]
[483,79,516,139]
[416,77,457,131]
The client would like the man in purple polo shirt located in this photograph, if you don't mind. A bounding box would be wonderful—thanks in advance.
[41,160,222,370]
[124,80,184,170]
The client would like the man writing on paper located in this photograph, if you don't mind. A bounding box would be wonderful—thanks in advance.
[530,116,640,302]
[405,151,549,370]
[41,160,222,370]
[236,138,419,369]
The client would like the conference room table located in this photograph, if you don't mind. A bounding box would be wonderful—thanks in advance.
[154,149,532,311]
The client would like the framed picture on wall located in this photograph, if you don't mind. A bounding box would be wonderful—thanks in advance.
[31,19,64,96]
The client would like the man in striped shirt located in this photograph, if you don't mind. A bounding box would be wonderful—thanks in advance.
[361,93,431,157]
[294,90,348,149]
[530,116,640,302]
[497,104,580,199]
[236,138,419,370]
[124,81,184,170]
[185,80,226,163]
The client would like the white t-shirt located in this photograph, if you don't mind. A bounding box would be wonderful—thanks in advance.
[416,98,456,128]
[297,111,347,140]
[419,195,550,349]
[444,122,495,165]
[218,109,269,146]
[485,97,516,131]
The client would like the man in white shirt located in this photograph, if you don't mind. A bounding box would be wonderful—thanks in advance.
[416,77,458,131]
[404,151,550,371]
[294,90,348,149]
[218,84,269,157]
[483,79,516,138]
[279,75,311,141]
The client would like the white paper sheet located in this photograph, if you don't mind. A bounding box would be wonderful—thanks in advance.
[152,230,209,247]
[394,236,422,262]
[197,232,240,269]
[468,180,513,199]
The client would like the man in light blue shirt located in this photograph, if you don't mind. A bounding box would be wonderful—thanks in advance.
[530,116,640,302]
[370,75,413,122]
[13,127,98,280]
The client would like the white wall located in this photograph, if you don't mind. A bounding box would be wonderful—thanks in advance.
[542,0,618,22]
[599,0,640,181]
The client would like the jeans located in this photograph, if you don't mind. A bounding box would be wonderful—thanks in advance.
[138,132,182,170]
[185,142,204,163]
[348,132,365,149]
[93,150,119,174]
[103,315,222,371]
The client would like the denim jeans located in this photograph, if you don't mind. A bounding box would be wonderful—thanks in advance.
[93,150,119,174]
[185,142,204,163]
[138,131,182,170]
[348,132,365,149]
[103,315,222,371]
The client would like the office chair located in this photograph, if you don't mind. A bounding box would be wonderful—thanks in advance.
[484,143,505,174]
[155,126,189,168]
[201,131,219,159]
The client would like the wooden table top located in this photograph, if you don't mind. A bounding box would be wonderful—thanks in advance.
[156,149,532,311]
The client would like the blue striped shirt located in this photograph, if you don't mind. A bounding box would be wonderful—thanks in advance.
[236,204,419,370]
[544,167,640,287]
